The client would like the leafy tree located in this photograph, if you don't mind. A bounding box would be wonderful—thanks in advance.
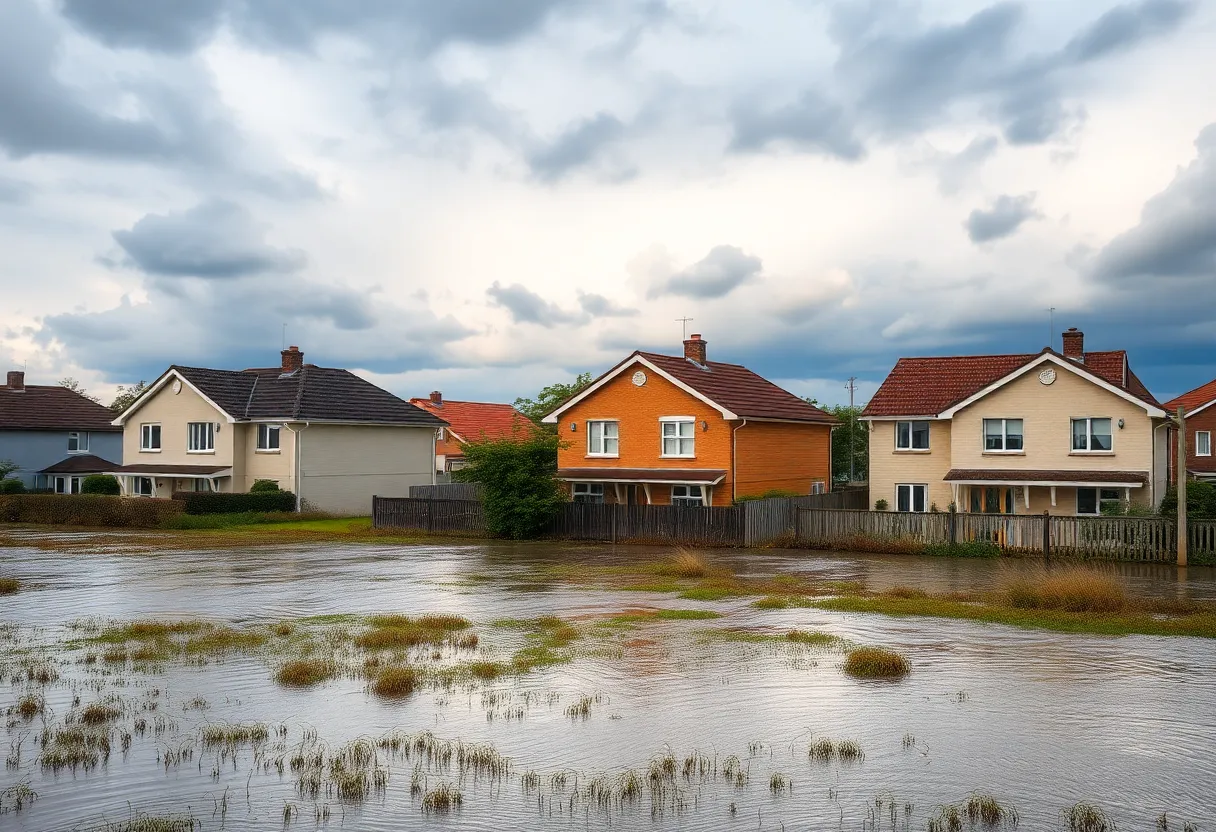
[514,372,593,429]
[0,460,19,480]
[81,475,121,495]
[453,433,565,539]
[805,400,868,484]
[58,377,101,403]
[0,479,26,494]
[110,381,148,413]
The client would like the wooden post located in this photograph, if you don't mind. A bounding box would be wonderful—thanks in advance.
[372,495,378,529]
[1042,510,1051,560]
[426,498,434,533]
[948,504,957,545]
[1177,406,1188,567]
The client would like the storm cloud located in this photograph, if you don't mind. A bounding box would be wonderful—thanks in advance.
[965,193,1041,243]
[649,246,763,299]
[487,282,586,327]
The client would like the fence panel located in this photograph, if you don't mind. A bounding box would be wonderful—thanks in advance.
[1049,515,1174,561]
[548,503,743,546]
[956,513,1046,552]
[1189,521,1216,556]
[408,483,483,501]
[372,497,485,534]
[796,508,949,546]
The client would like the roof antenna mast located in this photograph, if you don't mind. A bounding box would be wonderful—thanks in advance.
[676,317,694,341]
[1047,307,1055,351]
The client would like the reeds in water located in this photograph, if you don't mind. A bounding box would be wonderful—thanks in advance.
[843,647,910,679]
[1063,803,1116,832]
[420,782,463,814]
[999,566,1126,613]
[929,793,1019,831]
[371,665,418,698]
[275,659,334,688]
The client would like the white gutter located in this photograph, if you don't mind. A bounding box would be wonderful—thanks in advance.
[283,421,311,511]
[731,418,748,502]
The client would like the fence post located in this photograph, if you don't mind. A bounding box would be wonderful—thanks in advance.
[1042,511,1051,560]
[372,495,379,528]
[611,503,617,545]
[948,504,957,545]
[426,498,434,533]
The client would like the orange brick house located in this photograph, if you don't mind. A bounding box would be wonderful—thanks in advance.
[1164,377,1216,483]
[541,335,836,506]
[409,392,532,474]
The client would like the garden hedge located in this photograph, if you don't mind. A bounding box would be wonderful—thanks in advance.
[171,490,297,514]
[0,494,184,527]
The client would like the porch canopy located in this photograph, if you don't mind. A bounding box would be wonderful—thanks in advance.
[38,455,120,476]
[557,467,727,506]
[944,468,1148,509]
[110,463,232,494]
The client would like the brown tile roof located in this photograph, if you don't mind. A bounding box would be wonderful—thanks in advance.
[1163,377,1216,414]
[944,469,1148,484]
[634,352,836,423]
[408,398,532,442]
[137,366,446,428]
[862,348,1162,417]
[0,385,122,432]
[557,467,729,484]
[112,464,231,475]
[39,455,122,474]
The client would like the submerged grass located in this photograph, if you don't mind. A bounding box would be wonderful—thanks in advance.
[371,665,419,698]
[1063,803,1116,832]
[0,576,21,595]
[843,647,910,679]
[88,812,200,831]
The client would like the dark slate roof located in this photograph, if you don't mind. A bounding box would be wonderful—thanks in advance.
[944,469,1148,484]
[159,365,446,427]
[39,455,122,474]
[0,385,123,432]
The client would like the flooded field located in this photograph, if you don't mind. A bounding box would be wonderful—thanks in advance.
[2,535,1215,830]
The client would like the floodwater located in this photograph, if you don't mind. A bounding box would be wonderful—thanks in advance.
[2,536,1215,831]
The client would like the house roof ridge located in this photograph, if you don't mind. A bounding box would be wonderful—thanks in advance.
[291,365,309,420]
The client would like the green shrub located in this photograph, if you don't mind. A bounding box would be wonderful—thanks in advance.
[0,478,27,494]
[249,479,281,493]
[81,474,121,495]
[735,489,801,504]
[171,490,296,514]
[923,541,1002,558]
[1160,481,1216,520]
[0,494,183,527]
[874,499,889,511]
[453,433,563,539]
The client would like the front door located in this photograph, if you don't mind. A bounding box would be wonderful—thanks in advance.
[970,486,1015,514]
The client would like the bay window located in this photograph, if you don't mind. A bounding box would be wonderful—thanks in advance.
[187,422,215,453]
[1071,418,1112,452]
[661,418,695,457]
[896,484,927,513]
[896,421,930,451]
[983,418,1023,451]
[587,421,619,456]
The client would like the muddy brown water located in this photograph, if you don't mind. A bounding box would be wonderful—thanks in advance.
[2,536,1215,830]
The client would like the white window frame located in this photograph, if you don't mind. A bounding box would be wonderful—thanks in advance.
[671,484,705,506]
[1071,417,1114,453]
[1076,487,1122,516]
[140,423,161,452]
[257,424,281,453]
[132,477,154,497]
[586,420,619,457]
[193,478,213,492]
[982,418,1024,453]
[1197,430,1212,457]
[572,483,604,504]
[895,483,928,513]
[54,476,83,494]
[187,422,215,454]
[660,417,696,458]
[67,431,89,454]
[811,481,827,495]
[895,420,930,451]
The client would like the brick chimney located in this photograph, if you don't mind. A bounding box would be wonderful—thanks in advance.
[684,333,707,365]
[281,346,304,374]
[5,370,24,391]
[1061,327,1084,360]
[429,391,443,407]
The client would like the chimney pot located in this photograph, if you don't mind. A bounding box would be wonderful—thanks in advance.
[5,370,25,391]
[429,391,443,406]
[281,346,304,374]
[1061,327,1084,360]
[683,333,707,365]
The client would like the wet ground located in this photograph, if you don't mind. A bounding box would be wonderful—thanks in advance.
[2,536,1214,830]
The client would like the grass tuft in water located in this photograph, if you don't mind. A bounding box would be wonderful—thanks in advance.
[929,793,1019,832]
[665,547,708,578]
[87,811,200,831]
[0,577,22,595]
[420,782,463,814]
[786,630,841,646]
[10,694,43,720]
[1000,566,1126,613]
[0,782,39,812]
[843,647,910,679]
[79,701,123,725]
[467,661,504,680]
[769,772,789,794]
[200,723,269,748]
[1063,803,1116,832]
[371,665,419,698]
[275,660,334,688]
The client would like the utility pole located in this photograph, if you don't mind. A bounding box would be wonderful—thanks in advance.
[1177,406,1188,567]
[845,377,858,483]
[675,317,694,340]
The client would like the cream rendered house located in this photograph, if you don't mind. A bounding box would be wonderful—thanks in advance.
[110,347,446,515]
[862,329,1170,517]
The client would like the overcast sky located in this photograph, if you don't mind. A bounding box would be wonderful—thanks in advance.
[2,0,1214,408]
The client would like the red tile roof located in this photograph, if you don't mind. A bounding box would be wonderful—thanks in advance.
[0,385,122,432]
[634,352,836,423]
[944,469,1148,484]
[862,348,1162,417]
[408,398,532,443]
[1163,377,1216,414]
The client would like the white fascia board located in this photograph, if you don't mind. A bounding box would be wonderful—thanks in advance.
[938,353,1167,419]
[111,369,237,426]
[542,355,737,423]
[859,415,945,422]
[947,479,1145,488]
[557,474,727,485]
[1181,398,1216,418]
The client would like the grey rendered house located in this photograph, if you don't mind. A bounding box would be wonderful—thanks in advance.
[0,370,123,491]
[109,347,447,515]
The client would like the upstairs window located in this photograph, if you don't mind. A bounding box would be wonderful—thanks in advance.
[67,431,89,453]
[187,422,215,453]
[671,485,704,506]
[983,418,1024,451]
[257,424,281,451]
[661,418,695,457]
[1197,431,1211,457]
[587,421,619,456]
[895,421,930,450]
[572,483,604,504]
[140,423,161,451]
[1072,418,1112,452]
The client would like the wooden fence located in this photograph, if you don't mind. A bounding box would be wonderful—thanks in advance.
[742,489,869,546]
[796,509,1216,562]
[549,503,745,546]
[407,483,483,501]
[371,497,485,534]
